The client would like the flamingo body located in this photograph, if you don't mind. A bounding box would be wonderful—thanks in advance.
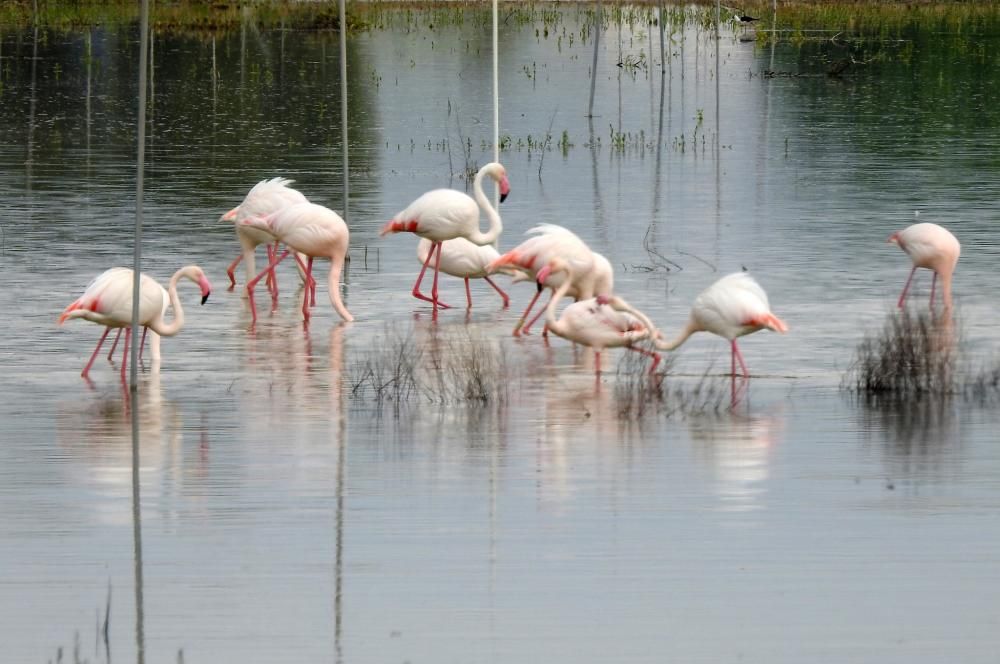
[416,237,509,308]
[240,202,353,322]
[888,222,960,310]
[654,272,787,378]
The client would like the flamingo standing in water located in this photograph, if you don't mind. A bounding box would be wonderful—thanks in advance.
[416,237,510,308]
[487,224,613,336]
[240,201,353,323]
[381,162,510,312]
[219,177,309,292]
[651,272,788,378]
[59,266,212,379]
[888,222,960,311]
[535,257,660,375]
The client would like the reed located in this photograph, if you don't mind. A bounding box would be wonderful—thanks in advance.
[614,350,729,418]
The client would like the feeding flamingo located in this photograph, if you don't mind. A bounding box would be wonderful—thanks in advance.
[651,272,788,378]
[381,162,510,311]
[415,237,510,308]
[535,257,660,375]
[486,224,613,336]
[888,222,960,311]
[240,201,353,323]
[220,177,309,292]
[59,266,212,379]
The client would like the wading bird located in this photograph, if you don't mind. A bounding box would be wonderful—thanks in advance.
[59,266,212,379]
[652,272,787,378]
[535,257,659,375]
[220,177,309,292]
[381,162,510,311]
[416,237,510,309]
[888,222,960,311]
[241,202,353,323]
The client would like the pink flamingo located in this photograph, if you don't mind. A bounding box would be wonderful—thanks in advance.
[651,272,788,378]
[535,257,660,375]
[416,237,510,308]
[487,224,613,336]
[219,177,309,292]
[59,266,212,379]
[240,202,353,323]
[888,222,960,310]
[381,162,510,311]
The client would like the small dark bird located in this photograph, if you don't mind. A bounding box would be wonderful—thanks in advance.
[738,14,760,23]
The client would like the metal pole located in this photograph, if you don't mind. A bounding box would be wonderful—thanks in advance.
[492,0,499,207]
[339,0,349,223]
[130,0,151,391]
[587,0,601,117]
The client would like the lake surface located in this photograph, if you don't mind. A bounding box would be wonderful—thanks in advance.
[2,5,1000,662]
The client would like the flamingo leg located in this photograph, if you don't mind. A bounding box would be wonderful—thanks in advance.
[513,288,543,337]
[107,328,123,360]
[897,266,918,309]
[430,241,451,311]
[464,278,473,309]
[627,346,662,374]
[483,276,510,307]
[120,327,131,382]
[247,249,291,323]
[302,257,314,321]
[731,340,749,379]
[292,253,317,310]
[411,241,439,305]
[523,291,555,335]
[930,272,938,309]
[594,351,602,375]
[265,243,276,292]
[139,327,148,361]
[226,254,243,289]
[82,327,112,378]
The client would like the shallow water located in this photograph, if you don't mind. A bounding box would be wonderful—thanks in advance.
[2,6,1000,663]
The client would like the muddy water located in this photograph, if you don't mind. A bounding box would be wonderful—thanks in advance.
[2,6,1000,663]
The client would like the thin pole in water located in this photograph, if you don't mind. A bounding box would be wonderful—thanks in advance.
[339,0,349,224]
[130,0,151,391]
[492,0,499,208]
[588,0,602,117]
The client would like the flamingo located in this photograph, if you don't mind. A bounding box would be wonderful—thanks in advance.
[416,237,510,309]
[888,222,960,311]
[240,201,353,323]
[486,224,613,336]
[219,177,309,293]
[380,162,510,311]
[651,272,788,378]
[535,257,660,375]
[59,266,212,379]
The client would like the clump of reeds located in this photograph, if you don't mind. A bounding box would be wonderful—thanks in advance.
[613,349,729,418]
[348,326,514,407]
[845,308,958,396]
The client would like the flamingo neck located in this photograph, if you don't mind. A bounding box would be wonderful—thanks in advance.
[654,319,699,351]
[543,271,574,338]
[149,268,188,337]
[469,168,502,245]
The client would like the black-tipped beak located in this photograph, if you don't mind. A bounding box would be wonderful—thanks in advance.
[536,280,543,293]
[500,192,509,204]
[201,293,210,305]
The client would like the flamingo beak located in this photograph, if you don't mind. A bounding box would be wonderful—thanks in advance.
[499,176,510,203]
[199,276,212,305]
[219,207,238,223]
[536,265,552,285]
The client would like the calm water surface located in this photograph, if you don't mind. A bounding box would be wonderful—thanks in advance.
[2,6,1000,662]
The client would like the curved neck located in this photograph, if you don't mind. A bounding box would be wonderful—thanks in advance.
[653,319,699,351]
[149,269,187,337]
[469,168,502,245]
[544,272,574,337]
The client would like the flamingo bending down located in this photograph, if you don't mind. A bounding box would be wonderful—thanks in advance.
[416,237,510,309]
[651,272,787,378]
[888,222,960,311]
[220,177,310,293]
[240,202,353,323]
[59,266,212,379]
[486,224,613,336]
[381,162,510,312]
[535,257,660,375]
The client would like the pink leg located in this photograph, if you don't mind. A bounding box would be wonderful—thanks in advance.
[930,272,938,309]
[107,328,122,360]
[120,327,131,382]
[731,339,749,378]
[514,288,543,337]
[594,351,602,375]
[464,278,473,309]
[523,292,555,335]
[293,253,317,309]
[302,257,314,321]
[247,249,290,323]
[226,254,242,289]
[411,242,441,306]
[483,276,510,307]
[139,327,148,361]
[265,243,276,292]
[82,327,112,378]
[627,346,662,373]
[430,242,451,311]
[897,266,917,309]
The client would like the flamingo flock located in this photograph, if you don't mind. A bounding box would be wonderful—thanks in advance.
[59,161,961,384]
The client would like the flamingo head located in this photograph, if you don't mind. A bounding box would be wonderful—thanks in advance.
[186,266,212,305]
[535,257,569,286]
[484,162,511,203]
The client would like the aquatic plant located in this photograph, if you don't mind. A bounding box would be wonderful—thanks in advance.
[614,350,729,419]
